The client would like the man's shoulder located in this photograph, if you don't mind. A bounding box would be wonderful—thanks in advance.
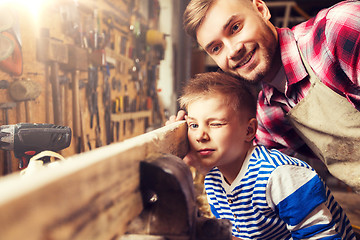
[293,0,360,35]
[327,0,360,14]
[325,0,360,26]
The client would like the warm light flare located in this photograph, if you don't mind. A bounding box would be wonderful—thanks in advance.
[0,0,47,17]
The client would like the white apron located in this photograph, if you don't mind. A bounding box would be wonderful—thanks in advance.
[287,48,360,192]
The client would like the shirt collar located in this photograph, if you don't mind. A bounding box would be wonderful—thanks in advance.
[221,145,256,192]
[262,28,308,103]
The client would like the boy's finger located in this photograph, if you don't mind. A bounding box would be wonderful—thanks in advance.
[165,115,176,125]
[176,110,186,121]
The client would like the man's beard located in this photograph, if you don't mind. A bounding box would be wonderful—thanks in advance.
[235,48,274,85]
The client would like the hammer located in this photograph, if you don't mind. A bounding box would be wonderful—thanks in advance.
[0,102,16,174]
[36,28,68,125]
[61,44,88,153]
[8,78,41,123]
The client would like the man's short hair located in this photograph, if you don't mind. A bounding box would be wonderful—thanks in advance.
[183,0,252,40]
[183,0,215,40]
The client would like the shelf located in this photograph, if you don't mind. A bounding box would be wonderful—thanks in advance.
[111,110,152,122]
[105,47,133,66]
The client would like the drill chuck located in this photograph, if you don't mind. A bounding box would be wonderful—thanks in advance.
[0,124,15,151]
[0,123,71,167]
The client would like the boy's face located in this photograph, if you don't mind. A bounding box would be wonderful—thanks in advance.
[186,93,252,172]
[196,0,278,84]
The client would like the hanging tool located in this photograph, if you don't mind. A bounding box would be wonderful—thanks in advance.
[0,79,9,89]
[86,134,92,151]
[146,29,167,61]
[61,45,88,153]
[50,53,63,125]
[111,76,121,92]
[36,29,68,126]
[102,65,112,145]
[0,102,15,174]
[87,67,100,129]
[111,96,121,141]
[59,75,71,125]
[8,78,42,123]
[0,123,71,169]
[0,6,23,76]
[95,125,102,148]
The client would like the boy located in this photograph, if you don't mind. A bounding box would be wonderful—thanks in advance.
[179,72,355,239]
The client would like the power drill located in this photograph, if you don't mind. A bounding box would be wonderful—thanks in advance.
[0,123,71,169]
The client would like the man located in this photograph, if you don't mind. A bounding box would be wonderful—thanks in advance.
[176,0,360,192]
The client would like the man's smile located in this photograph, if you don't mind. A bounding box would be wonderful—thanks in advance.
[233,49,255,69]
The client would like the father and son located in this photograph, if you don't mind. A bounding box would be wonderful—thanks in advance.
[166,0,360,239]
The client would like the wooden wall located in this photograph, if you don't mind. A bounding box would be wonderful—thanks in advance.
[0,0,165,174]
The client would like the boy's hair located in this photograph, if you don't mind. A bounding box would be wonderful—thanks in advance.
[183,0,252,40]
[179,72,258,118]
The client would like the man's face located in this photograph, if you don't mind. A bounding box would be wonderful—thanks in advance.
[196,0,278,83]
[186,93,250,172]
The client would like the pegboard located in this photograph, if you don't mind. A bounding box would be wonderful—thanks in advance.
[0,0,165,174]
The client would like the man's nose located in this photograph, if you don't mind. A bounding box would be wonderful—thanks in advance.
[226,40,244,60]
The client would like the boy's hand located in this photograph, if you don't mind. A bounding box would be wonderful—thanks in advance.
[167,110,211,174]
[165,110,186,125]
[183,151,212,175]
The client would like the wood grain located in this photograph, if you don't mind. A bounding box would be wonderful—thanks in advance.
[0,121,188,240]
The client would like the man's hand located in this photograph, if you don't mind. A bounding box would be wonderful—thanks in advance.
[165,110,186,125]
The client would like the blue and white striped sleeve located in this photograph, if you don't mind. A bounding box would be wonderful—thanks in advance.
[266,165,342,239]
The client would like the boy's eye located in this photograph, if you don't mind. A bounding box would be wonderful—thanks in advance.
[188,123,199,129]
[210,122,225,127]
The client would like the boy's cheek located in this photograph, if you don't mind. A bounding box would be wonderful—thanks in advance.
[187,133,197,146]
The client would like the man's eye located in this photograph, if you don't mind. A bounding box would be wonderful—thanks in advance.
[211,45,221,54]
[231,23,240,34]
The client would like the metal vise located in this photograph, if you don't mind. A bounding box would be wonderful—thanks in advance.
[122,153,232,240]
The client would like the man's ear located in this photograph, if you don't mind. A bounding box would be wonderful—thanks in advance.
[252,0,271,21]
[246,118,258,142]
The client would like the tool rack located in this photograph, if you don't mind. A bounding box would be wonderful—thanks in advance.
[0,0,166,174]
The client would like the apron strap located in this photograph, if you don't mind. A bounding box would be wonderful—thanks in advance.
[297,45,320,85]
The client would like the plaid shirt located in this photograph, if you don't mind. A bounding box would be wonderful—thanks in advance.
[256,0,360,156]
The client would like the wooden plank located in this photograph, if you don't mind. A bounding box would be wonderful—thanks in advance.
[0,121,188,240]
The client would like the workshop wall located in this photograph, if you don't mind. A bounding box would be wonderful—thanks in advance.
[0,0,166,174]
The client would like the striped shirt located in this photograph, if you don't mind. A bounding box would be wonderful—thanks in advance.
[205,145,355,239]
[256,0,360,157]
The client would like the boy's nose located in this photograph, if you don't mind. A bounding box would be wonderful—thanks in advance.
[196,128,210,142]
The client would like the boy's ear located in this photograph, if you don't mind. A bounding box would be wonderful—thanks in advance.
[246,118,258,142]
